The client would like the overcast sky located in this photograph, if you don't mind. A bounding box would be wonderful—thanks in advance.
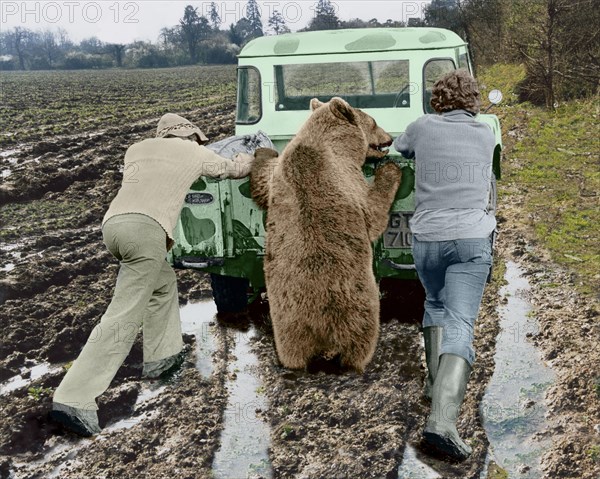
[1,1,432,44]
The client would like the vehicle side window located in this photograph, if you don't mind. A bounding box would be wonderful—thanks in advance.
[423,59,456,114]
[236,67,261,124]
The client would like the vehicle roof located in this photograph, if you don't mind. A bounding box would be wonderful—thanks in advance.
[238,28,466,58]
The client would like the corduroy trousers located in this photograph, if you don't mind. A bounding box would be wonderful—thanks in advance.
[53,214,182,410]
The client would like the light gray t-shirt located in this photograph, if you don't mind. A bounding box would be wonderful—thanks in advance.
[394,110,496,241]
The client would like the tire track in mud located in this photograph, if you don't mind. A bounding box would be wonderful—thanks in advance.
[2,98,510,478]
[250,269,504,479]
[1,326,234,478]
[493,212,600,479]
[481,105,600,479]
[0,104,236,205]
[0,104,239,477]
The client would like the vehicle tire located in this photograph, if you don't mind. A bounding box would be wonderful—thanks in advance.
[379,278,425,324]
[210,273,250,314]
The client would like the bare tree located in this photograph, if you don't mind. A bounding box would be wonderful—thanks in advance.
[424,0,598,105]
[56,28,73,51]
[159,27,177,50]
[79,36,105,55]
[12,27,32,70]
[553,0,599,99]
[461,0,510,65]
[499,0,598,104]
[40,30,60,67]
[109,44,126,67]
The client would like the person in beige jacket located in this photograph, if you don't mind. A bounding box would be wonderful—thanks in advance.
[50,113,253,436]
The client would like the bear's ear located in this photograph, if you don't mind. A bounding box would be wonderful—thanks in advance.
[329,97,356,125]
[310,98,323,111]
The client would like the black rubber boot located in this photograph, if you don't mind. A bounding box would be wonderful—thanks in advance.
[423,326,443,400]
[423,353,473,461]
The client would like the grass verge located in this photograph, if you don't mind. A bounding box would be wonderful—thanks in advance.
[479,64,599,299]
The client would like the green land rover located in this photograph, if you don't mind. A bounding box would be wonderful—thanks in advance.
[167,27,503,313]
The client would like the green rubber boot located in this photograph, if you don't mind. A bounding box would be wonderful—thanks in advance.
[50,402,101,437]
[423,326,443,400]
[423,353,473,461]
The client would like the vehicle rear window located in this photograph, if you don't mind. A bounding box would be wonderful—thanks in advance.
[274,60,411,110]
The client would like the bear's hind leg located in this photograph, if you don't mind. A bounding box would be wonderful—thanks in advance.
[340,341,376,373]
[274,324,321,370]
[306,352,347,374]
[335,317,379,374]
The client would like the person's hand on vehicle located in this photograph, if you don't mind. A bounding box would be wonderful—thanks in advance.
[233,152,253,162]
[229,152,254,178]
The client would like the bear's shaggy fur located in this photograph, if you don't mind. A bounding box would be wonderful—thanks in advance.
[251,97,402,373]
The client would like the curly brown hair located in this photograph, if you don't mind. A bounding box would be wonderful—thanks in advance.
[430,69,481,114]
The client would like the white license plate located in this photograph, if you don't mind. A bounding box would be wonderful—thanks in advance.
[383,212,413,248]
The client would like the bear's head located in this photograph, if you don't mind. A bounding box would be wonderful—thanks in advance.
[310,97,392,161]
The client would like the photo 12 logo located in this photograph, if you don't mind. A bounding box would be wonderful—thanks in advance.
[199,1,305,25]
[1,1,140,24]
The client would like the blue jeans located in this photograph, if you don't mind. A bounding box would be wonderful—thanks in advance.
[412,237,492,365]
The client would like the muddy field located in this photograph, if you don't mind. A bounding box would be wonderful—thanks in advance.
[0,66,598,479]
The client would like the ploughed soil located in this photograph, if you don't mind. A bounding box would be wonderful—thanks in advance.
[1,102,598,478]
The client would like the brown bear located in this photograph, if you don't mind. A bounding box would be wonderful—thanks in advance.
[250,97,402,373]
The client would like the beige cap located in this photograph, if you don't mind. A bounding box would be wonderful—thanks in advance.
[156,113,209,144]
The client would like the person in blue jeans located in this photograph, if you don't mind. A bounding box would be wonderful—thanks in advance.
[394,69,496,461]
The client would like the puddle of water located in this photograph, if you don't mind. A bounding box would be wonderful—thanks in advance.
[10,368,170,475]
[10,431,94,478]
[0,362,60,396]
[1,242,25,261]
[7,302,272,477]
[47,456,73,479]
[397,444,442,478]
[0,148,21,158]
[99,301,218,434]
[103,383,167,433]
[212,328,272,479]
[180,300,217,377]
[105,301,218,431]
[1,242,22,252]
[480,261,555,478]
